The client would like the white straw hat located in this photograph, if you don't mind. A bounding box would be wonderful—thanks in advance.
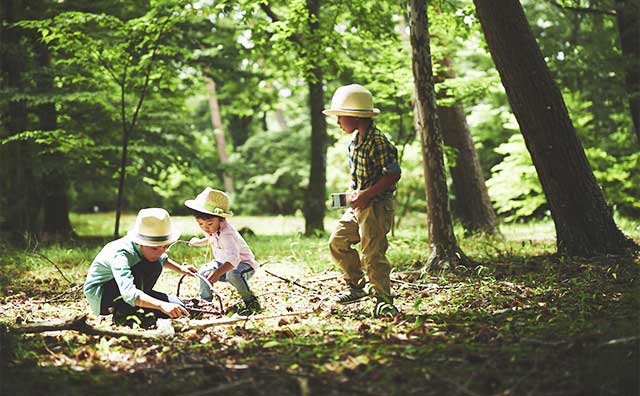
[322,84,380,118]
[184,187,234,218]
[127,208,181,247]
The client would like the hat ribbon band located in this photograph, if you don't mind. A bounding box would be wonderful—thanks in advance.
[203,202,232,216]
[335,108,376,112]
[135,233,171,242]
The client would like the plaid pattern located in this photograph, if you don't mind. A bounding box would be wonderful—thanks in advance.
[348,123,400,199]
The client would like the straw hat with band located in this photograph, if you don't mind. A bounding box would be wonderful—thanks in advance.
[322,84,380,118]
[127,208,181,247]
[184,187,234,218]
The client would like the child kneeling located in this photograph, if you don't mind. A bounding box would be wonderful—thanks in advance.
[185,187,261,315]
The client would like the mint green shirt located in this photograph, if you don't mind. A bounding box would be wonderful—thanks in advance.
[83,236,168,315]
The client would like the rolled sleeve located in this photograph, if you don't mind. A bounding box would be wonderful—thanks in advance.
[373,135,400,176]
[110,255,140,307]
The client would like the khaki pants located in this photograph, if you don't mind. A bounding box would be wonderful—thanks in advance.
[329,198,394,301]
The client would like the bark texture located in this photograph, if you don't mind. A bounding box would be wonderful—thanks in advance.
[437,58,498,235]
[206,76,234,193]
[36,41,74,240]
[303,0,327,236]
[474,0,638,256]
[615,0,640,143]
[409,0,466,272]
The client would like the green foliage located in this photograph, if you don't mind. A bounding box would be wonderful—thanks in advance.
[486,134,547,222]
[227,127,309,215]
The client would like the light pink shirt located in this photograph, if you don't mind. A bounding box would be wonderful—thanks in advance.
[206,222,258,269]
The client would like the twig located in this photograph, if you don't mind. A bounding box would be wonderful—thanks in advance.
[176,272,224,312]
[262,269,312,290]
[597,336,638,348]
[8,314,160,339]
[183,308,318,331]
[166,239,189,252]
[26,252,73,284]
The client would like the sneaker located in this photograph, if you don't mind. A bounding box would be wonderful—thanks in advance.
[373,301,399,318]
[238,296,262,316]
[335,286,368,305]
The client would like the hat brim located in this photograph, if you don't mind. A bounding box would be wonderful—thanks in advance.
[127,229,181,247]
[184,199,233,218]
[322,108,380,118]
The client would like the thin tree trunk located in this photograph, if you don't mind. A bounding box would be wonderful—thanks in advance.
[473,0,638,256]
[614,0,640,143]
[437,57,499,235]
[303,0,327,236]
[35,41,74,240]
[408,0,467,272]
[206,76,234,193]
[113,19,169,238]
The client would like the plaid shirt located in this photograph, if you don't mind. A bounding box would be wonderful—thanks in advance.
[348,123,401,200]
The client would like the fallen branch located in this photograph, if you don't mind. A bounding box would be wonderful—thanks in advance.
[182,308,318,331]
[262,269,312,290]
[8,314,160,339]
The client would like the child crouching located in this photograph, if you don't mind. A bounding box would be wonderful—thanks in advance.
[185,187,261,315]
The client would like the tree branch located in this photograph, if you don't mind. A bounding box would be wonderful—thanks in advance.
[8,314,159,339]
[258,2,304,45]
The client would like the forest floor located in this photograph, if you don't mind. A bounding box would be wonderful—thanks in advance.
[0,214,638,396]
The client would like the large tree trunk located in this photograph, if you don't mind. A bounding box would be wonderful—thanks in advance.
[614,0,640,143]
[474,0,638,256]
[35,41,74,241]
[206,76,234,193]
[437,57,499,235]
[408,0,467,272]
[303,0,327,236]
[0,0,40,243]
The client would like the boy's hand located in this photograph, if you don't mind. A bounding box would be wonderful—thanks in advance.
[351,189,372,210]
[160,302,189,318]
[188,237,202,246]
[181,264,198,276]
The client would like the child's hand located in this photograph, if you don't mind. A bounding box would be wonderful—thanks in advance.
[206,271,222,284]
[188,237,204,247]
[160,302,189,318]
[181,264,198,276]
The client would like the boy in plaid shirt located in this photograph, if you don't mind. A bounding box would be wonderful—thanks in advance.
[323,84,401,318]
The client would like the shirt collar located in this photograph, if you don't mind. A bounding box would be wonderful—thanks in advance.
[352,122,375,148]
[130,238,143,259]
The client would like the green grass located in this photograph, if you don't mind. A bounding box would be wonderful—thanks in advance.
[1,213,639,396]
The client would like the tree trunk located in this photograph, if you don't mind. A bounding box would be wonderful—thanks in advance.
[614,0,640,143]
[0,0,39,243]
[303,0,327,236]
[206,76,234,193]
[113,83,130,238]
[228,115,252,149]
[437,57,499,235]
[408,0,467,272]
[474,0,638,256]
[35,41,74,241]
